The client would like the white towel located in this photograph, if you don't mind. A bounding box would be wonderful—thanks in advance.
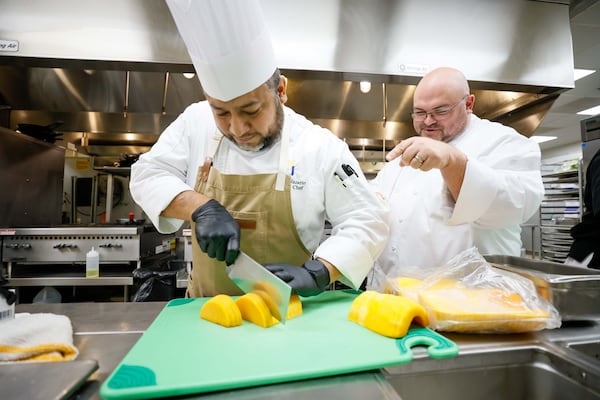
[0,313,78,363]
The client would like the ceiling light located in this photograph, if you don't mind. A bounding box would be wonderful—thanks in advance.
[530,136,557,144]
[577,105,600,116]
[574,68,595,81]
[359,81,371,93]
[183,72,196,79]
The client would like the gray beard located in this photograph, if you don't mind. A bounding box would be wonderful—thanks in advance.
[234,101,285,152]
[225,129,281,152]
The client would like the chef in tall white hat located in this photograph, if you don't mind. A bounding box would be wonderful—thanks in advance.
[130,0,389,298]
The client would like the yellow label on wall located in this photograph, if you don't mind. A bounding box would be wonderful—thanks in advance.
[75,158,91,170]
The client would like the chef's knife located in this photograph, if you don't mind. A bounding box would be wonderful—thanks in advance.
[227,251,292,324]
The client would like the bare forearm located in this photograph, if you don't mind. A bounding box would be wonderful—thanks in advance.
[160,190,212,220]
[441,150,468,201]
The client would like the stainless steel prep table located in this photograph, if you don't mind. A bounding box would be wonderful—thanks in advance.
[12,302,403,400]
[12,301,600,400]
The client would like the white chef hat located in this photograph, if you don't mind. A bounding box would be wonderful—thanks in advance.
[166,0,277,102]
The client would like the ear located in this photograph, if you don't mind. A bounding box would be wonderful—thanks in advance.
[465,94,475,112]
[278,75,288,104]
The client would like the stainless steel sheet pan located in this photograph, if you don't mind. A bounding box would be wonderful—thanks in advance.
[485,255,600,321]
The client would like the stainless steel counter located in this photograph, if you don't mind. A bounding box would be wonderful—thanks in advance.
[12,301,600,400]
[13,301,405,400]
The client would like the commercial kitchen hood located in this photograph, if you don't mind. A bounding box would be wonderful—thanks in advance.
[0,0,574,166]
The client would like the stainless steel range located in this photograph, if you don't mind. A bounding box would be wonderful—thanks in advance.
[2,226,141,266]
[1,226,175,301]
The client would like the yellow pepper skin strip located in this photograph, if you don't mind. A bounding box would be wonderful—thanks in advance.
[348,291,429,338]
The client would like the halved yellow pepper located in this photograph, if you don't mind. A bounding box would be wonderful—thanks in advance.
[199,294,243,327]
[253,289,282,321]
[348,290,429,338]
[286,294,302,320]
[236,292,278,328]
[252,281,282,303]
[201,292,303,328]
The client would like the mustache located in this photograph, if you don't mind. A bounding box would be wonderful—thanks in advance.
[420,125,442,132]
[217,128,257,141]
[420,123,442,129]
[237,132,259,139]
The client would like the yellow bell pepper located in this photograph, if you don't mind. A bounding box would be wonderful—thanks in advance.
[199,294,243,327]
[348,290,429,338]
[236,292,278,328]
[286,294,303,320]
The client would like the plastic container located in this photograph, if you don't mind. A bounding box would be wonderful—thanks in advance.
[86,247,100,278]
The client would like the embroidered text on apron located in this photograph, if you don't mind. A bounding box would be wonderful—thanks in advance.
[188,132,312,297]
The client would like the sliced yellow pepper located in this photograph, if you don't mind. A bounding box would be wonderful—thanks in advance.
[286,294,303,320]
[348,290,429,338]
[199,294,243,327]
[236,292,278,328]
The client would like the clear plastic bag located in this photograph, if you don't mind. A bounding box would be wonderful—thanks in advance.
[384,247,561,333]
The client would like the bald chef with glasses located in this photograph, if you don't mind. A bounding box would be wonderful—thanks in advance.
[367,67,544,291]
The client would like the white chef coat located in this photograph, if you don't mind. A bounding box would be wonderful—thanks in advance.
[130,102,389,289]
[368,114,544,291]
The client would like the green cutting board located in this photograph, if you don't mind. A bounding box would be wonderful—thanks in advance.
[100,290,453,400]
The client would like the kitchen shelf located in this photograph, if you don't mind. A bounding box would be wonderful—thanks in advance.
[4,263,134,302]
[7,276,132,287]
[6,263,132,284]
[539,161,583,263]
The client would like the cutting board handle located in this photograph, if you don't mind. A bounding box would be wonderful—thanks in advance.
[395,326,459,363]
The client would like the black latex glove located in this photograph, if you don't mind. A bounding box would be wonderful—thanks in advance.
[192,199,240,265]
[263,260,330,297]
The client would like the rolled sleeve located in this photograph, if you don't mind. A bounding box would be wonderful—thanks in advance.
[130,155,194,233]
[448,159,498,225]
[314,235,375,289]
[448,134,543,229]
[129,102,212,234]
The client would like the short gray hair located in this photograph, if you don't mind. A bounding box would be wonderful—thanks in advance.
[265,69,281,94]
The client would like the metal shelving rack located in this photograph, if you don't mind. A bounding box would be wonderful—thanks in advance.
[539,160,583,263]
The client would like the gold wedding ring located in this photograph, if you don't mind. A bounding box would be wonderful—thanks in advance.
[413,154,424,164]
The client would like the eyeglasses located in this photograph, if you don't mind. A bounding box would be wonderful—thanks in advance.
[410,95,469,121]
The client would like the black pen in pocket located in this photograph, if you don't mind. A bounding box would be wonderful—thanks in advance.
[334,164,356,188]
[334,172,347,188]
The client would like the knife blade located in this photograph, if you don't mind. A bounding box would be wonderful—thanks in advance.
[227,251,292,324]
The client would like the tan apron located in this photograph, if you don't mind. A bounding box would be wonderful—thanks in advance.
[187,133,312,297]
